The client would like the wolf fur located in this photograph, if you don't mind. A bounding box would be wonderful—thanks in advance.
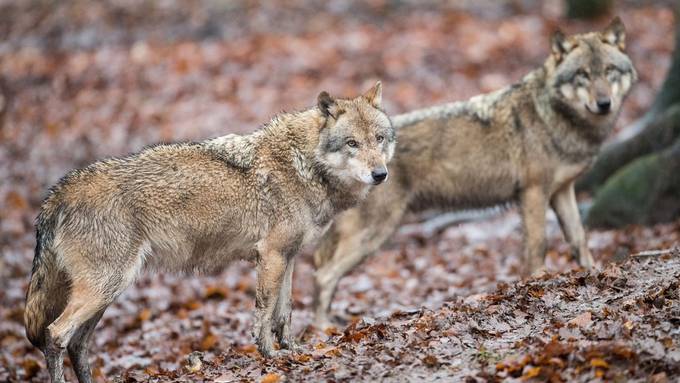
[312,18,637,327]
[24,82,395,382]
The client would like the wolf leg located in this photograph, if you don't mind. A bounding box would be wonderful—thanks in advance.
[47,270,127,383]
[67,309,106,383]
[45,338,66,383]
[253,249,287,358]
[550,182,594,269]
[46,286,107,383]
[520,184,549,276]
[313,199,408,328]
[273,259,296,350]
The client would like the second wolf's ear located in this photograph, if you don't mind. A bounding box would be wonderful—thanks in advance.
[551,29,571,62]
[362,81,382,109]
[317,91,340,119]
[602,16,626,50]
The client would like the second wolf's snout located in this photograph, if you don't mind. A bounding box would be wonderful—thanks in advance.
[596,98,611,113]
[371,166,388,184]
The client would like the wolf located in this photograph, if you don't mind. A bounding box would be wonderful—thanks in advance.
[312,18,637,327]
[24,82,395,383]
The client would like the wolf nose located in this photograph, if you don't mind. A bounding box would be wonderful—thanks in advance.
[371,168,388,184]
[596,98,611,113]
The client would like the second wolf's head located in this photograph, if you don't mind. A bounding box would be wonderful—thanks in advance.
[315,82,396,186]
[546,17,637,126]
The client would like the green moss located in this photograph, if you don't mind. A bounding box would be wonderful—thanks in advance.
[586,153,661,228]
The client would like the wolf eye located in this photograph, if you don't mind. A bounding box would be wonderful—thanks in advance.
[376,135,384,143]
[347,139,358,148]
[576,69,589,79]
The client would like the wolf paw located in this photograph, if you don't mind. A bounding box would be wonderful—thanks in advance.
[579,254,595,270]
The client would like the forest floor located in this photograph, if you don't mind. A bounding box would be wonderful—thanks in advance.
[1,1,679,382]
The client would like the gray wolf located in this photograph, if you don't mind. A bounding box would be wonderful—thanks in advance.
[312,18,637,327]
[24,82,395,382]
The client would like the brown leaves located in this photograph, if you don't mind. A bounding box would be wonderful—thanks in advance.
[338,321,388,344]
[522,366,541,379]
[138,308,152,322]
[589,358,609,368]
[21,359,40,380]
[4,191,27,210]
[422,355,439,368]
[237,344,258,354]
[203,285,229,300]
[0,2,679,383]
[196,319,219,351]
[527,285,545,298]
[261,373,281,383]
[568,311,592,328]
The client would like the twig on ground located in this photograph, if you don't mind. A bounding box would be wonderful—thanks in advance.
[630,245,679,259]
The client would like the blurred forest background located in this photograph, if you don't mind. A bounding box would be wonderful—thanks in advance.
[1,0,679,382]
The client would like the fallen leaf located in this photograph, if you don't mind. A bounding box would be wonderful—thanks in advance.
[590,358,609,369]
[423,354,439,368]
[238,344,258,354]
[522,366,541,379]
[204,285,229,300]
[184,300,203,310]
[261,373,281,383]
[138,308,152,322]
[22,359,40,379]
[200,334,218,351]
[568,312,592,328]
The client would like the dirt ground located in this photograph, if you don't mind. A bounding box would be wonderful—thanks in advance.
[1,1,679,382]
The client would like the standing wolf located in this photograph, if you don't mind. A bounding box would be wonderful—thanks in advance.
[24,82,395,383]
[313,18,637,327]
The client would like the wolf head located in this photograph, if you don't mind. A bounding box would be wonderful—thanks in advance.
[546,17,637,125]
[315,81,395,186]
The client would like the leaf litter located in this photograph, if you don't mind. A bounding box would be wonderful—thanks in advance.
[0,1,678,382]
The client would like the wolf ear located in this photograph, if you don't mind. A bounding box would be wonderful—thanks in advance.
[603,16,626,50]
[317,91,340,119]
[551,29,570,62]
[363,81,382,109]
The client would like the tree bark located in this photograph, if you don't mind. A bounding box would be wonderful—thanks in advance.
[566,0,612,19]
[648,5,680,115]
[586,137,680,228]
[577,104,680,192]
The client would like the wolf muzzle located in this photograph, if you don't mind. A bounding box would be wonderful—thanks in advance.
[371,167,388,185]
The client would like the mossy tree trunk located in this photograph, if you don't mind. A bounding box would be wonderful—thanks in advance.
[566,0,612,19]
[586,139,680,228]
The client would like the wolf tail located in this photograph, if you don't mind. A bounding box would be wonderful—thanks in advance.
[24,204,70,349]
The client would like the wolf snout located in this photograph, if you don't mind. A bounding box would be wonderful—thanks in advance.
[596,98,611,114]
[371,167,388,184]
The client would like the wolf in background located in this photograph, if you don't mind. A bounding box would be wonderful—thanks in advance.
[313,18,637,327]
[24,82,395,382]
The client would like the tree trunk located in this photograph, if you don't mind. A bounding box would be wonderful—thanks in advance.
[577,104,680,192]
[566,0,612,19]
[586,137,680,228]
[649,6,680,115]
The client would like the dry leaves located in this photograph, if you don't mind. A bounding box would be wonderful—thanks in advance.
[0,1,678,382]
